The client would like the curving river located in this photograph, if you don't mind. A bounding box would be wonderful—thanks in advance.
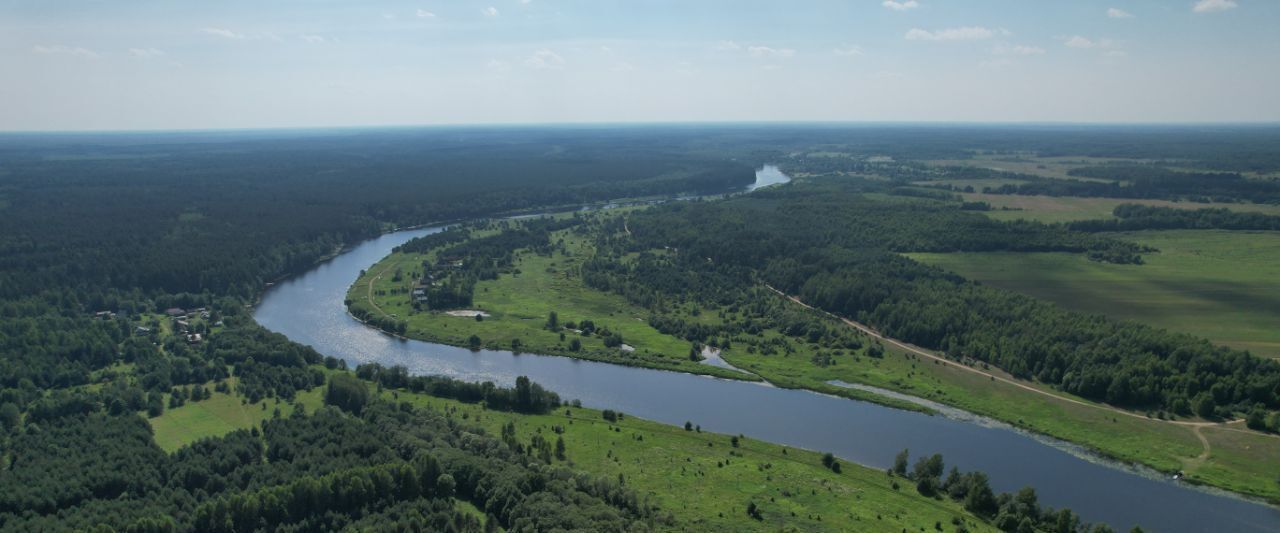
[255,167,1280,533]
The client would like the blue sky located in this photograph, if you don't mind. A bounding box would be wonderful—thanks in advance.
[1,0,1276,130]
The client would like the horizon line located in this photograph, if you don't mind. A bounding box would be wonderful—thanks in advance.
[4,119,1280,136]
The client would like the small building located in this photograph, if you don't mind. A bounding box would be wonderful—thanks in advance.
[164,307,185,317]
[186,333,203,344]
[135,326,152,336]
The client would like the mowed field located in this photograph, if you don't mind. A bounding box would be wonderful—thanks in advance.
[909,230,1280,359]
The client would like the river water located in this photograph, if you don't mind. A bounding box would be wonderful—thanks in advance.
[254,167,1280,532]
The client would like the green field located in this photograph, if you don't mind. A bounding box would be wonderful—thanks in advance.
[153,373,997,532]
[395,390,995,532]
[346,229,757,382]
[148,378,327,452]
[910,230,1280,360]
[958,193,1280,224]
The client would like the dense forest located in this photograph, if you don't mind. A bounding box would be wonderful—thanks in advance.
[1067,203,1280,232]
[0,129,756,531]
[594,180,1279,418]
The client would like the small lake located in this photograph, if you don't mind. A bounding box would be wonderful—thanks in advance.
[748,164,790,191]
[254,168,1279,533]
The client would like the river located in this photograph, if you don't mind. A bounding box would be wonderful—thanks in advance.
[254,167,1280,533]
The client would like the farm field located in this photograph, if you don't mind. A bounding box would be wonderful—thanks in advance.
[957,193,1280,223]
[909,230,1280,360]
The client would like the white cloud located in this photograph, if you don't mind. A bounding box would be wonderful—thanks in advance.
[611,62,635,73]
[747,46,795,58]
[201,27,247,40]
[128,48,165,58]
[882,0,920,11]
[1107,7,1133,18]
[300,34,325,44]
[1063,35,1115,49]
[416,9,436,18]
[905,27,994,41]
[1193,0,1237,13]
[833,46,864,57]
[523,48,564,69]
[994,44,1045,56]
[32,44,99,58]
[714,40,741,51]
[482,6,499,17]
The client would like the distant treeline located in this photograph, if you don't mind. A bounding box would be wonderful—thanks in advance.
[1067,203,1280,232]
[981,164,1280,204]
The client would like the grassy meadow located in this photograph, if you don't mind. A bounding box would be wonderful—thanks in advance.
[910,230,1280,360]
[151,370,997,532]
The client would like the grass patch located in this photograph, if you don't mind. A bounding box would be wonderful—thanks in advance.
[348,227,760,382]
[384,388,996,532]
[909,230,1280,359]
[148,377,326,452]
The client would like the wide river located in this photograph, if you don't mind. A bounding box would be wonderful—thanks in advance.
[255,167,1280,533]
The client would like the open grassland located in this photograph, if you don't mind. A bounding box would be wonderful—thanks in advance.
[347,233,757,381]
[958,193,1280,224]
[149,372,999,532]
[149,377,326,452]
[926,155,1130,183]
[909,230,1280,360]
[387,388,996,532]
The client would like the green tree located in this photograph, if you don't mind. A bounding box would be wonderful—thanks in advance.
[436,473,456,498]
[569,338,582,352]
[1193,393,1216,419]
[892,448,909,476]
[546,311,559,330]
[0,402,19,431]
[325,373,370,415]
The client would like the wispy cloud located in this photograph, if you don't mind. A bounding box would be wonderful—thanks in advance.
[416,9,436,18]
[882,0,920,11]
[1107,7,1133,18]
[994,44,1045,56]
[747,46,795,59]
[1193,0,1237,13]
[300,35,326,44]
[201,27,247,40]
[482,6,499,17]
[714,40,741,51]
[128,48,164,58]
[905,27,994,41]
[523,49,564,69]
[1063,35,1115,49]
[32,45,99,58]
[833,46,864,57]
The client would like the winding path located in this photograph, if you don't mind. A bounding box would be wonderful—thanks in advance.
[762,285,1280,466]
